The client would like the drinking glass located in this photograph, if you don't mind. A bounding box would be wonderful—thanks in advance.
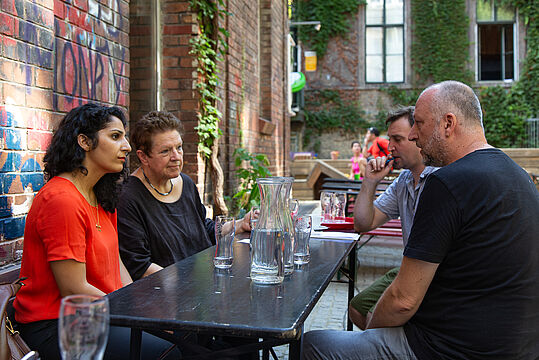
[59,295,109,360]
[320,191,335,222]
[294,215,312,264]
[332,192,346,222]
[214,216,235,269]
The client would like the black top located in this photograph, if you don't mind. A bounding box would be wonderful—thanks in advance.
[108,238,355,338]
[403,149,539,359]
[118,174,214,280]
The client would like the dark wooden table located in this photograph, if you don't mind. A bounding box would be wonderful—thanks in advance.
[107,237,357,360]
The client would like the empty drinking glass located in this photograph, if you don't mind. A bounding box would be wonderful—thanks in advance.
[59,295,109,360]
[294,215,312,264]
[214,216,236,269]
[333,192,346,222]
[320,191,335,222]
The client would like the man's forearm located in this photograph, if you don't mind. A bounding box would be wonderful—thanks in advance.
[366,284,416,328]
[354,180,379,232]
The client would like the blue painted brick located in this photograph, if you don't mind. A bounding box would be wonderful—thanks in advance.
[22,173,44,191]
[20,157,36,172]
[4,129,25,150]
[0,174,4,194]
[0,109,14,127]
[2,216,25,239]
[1,174,17,193]
[1,152,22,172]
[0,196,9,218]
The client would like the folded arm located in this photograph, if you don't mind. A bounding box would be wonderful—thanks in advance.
[367,256,438,329]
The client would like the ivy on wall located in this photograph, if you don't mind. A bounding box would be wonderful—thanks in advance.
[293,0,364,57]
[479,85,528,147]
[189,0,229,158]
[189,0,230,215]
[499,0,538,118]
[303,90,367,150]
[411,0,474,85]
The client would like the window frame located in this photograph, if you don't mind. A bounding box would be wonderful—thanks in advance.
[475,0,518,82]
[364,0,405,84]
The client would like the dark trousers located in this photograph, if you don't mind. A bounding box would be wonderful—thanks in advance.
[17,319,181,360]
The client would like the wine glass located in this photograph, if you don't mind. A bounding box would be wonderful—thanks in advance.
[59,295,109,360]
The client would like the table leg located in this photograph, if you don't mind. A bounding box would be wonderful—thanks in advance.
[129,328,142,360]
[347,242,357,331]
[289,325,304,360]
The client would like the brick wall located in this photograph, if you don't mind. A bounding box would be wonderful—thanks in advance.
[137,0,290,204]
[0,0,129,266]
[218,0,289,198]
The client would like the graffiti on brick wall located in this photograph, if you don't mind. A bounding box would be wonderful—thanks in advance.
[53,0,126,109]
[1,106,44,241]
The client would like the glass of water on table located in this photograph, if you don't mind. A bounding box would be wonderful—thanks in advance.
[294,215,312,264]
[214,216,236,269]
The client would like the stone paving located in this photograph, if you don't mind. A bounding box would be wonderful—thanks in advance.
[269,201,403,359]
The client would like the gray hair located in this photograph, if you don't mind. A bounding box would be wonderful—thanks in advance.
[422,81,483,128]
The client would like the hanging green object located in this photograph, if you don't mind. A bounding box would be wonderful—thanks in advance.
[290,72,306,93]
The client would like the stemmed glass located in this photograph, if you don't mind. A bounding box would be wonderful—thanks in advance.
[59,295,109,360]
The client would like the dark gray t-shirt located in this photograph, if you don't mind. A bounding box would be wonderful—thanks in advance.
[404,148,539,359]
[118,174,214,280]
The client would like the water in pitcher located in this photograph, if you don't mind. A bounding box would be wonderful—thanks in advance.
[250,228,284,284]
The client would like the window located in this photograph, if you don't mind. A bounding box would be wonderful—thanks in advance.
[365,0,404,83]
[477,0,515,81]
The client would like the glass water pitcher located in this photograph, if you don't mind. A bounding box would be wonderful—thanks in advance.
[250,177,285,284]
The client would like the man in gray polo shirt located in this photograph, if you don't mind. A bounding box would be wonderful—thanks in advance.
[349,106,438,329]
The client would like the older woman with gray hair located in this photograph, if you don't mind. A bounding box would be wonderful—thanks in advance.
[118,110,255,280]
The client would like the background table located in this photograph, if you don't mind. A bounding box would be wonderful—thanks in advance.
[108,237,356,359]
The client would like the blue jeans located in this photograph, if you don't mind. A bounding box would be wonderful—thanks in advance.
[303,327,418,360]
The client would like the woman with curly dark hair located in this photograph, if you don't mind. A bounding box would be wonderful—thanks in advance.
[13,103,179,359]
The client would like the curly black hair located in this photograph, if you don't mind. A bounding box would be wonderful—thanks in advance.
[43,103,128,212]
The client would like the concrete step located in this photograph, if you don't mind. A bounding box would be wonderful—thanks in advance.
[292,179,314,200]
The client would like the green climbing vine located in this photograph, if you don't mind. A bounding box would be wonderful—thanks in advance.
[303,90,368,149]
[189,0,229,158]
[293,0,364,57]
[497,0,538,118]
[411,0,474,85]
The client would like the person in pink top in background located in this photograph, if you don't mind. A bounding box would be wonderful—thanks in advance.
[349,141,364,180]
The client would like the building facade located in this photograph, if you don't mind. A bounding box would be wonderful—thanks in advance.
[294,0,529,158]
[0,0,290,267]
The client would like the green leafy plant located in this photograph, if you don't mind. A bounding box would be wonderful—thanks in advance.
[479,85,529,147]
[189,0,230,158]
[293,0,365,57]
[411,0,474,85]
[303,90,368,148]
[231,148,272,215]
[496,0,538,118]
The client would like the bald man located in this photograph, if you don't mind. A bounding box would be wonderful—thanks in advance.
[303,81,539,359]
